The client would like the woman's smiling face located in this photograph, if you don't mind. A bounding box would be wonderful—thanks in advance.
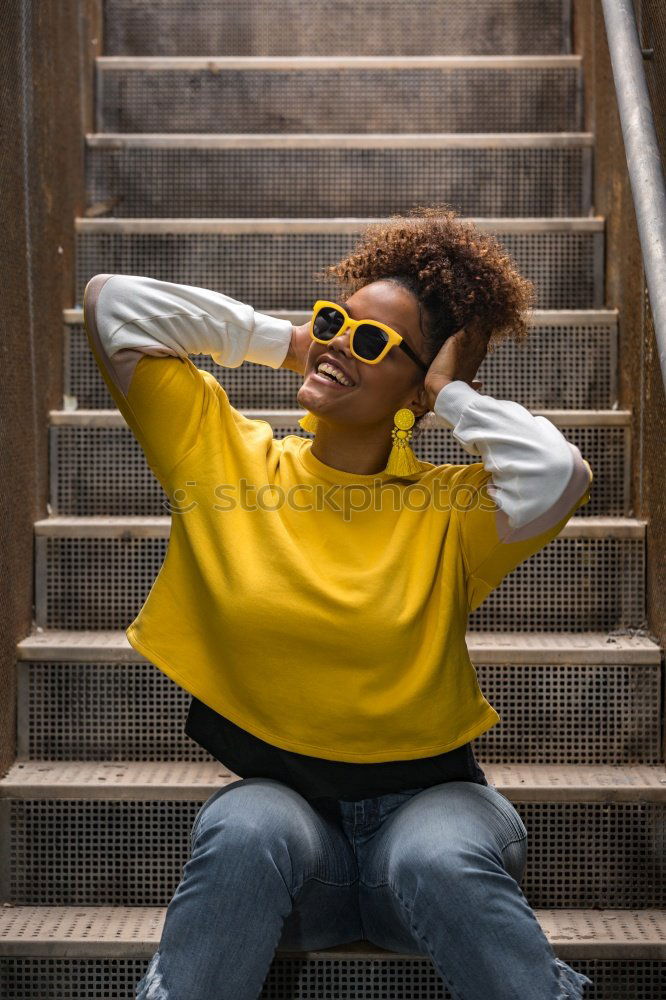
[297,279,430,428]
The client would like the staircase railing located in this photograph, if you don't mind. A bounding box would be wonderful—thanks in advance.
[601,0,666,393]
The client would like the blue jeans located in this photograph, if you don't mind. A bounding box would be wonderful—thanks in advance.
[136,777,593,999]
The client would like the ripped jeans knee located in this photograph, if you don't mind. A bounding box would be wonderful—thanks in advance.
[136,950,169,999]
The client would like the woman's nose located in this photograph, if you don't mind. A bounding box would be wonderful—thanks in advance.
[330,329,353,354]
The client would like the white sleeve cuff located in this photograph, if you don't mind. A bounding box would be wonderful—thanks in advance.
[432,380,482,428]
[241,309,292,369]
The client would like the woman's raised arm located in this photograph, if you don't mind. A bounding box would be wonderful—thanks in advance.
[83,273,293,397]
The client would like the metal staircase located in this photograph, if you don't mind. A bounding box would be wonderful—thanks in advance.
[1,1,665,996]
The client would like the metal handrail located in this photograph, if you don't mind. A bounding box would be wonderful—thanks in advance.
[601,0,666,392]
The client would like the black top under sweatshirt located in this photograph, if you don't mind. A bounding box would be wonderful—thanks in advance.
[185,696,488,804]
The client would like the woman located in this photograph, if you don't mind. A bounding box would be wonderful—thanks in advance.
[83,207,593,999]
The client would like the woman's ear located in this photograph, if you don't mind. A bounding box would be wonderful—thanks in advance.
[409,380,432,417]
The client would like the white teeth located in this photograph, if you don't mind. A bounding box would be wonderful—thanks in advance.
[316,361,354,386]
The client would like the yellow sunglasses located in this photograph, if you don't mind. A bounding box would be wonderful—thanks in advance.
[310,300,429,373]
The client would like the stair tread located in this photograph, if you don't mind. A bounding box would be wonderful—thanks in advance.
[96,54,583,70]
[16,628,663,663]
[87,131,595,148]
[64,307,620,324]
[49,407,632,426]
[1,905,664,959]
[32,515,648,538]
[3,761,666,800]
[75,216,607,233]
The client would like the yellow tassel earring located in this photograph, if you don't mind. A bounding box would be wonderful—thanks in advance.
[384,408,421,477]
[298,411,319,434]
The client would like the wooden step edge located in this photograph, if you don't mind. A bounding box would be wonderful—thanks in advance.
[2,761,666,801]
[74,216,607,235]
[86,131,595,149]
[96,54,584,72]
[31,515,647,539]
[63,307,620,326]
[16,629,662,664]
[48,407,632,428]
[0,905,663,960]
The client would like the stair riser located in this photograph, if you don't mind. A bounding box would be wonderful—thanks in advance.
[3,798,663,907]
[4,956,663,1000]
[102,0,571,58]
[65,321,619,412]
[3,956,665,1000]
[75,229,605,310]
[17,661,663,765]
[97,66,582,134]
[49,423,628,518]
[86,146,592,218]
[34,536,645,633]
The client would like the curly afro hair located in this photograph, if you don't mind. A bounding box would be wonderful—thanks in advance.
[318,204,536,369]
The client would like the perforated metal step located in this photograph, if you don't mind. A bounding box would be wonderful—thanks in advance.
[32,516,646,632]
[48,409,629,518]
[74,217,606,310]
[4,761,665,800]
[2,904,662,959]
[86,133,593,218]
[17,628,662,664]
[2,908,665,999]
[1,762,665,908]
[102,0,572,58]
[96,56,583,134]
[63,309,620,412]
[15,631,663,765]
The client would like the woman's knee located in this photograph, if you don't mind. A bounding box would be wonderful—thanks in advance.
[382,783,527,892]
[190,778,328,873]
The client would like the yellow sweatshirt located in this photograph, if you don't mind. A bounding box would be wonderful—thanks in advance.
[83,274,593,763]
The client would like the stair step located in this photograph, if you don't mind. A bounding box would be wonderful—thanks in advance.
[102,0,572,58]
[17,628,662,663]
[4,761,665,800]
[33,515,646,538]
[75,217,606,310]
[48,409,629,518]
[63,309,620,412]
[15,631,663,765]
[86,132,593,218]
[1,904,663,960]
[2,763,665,908]
[50,408,630,428]
[96,55,583,134]
[33,517,646,632]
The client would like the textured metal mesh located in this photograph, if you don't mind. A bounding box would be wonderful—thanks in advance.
[102,0,571,57]
[75,230,604,309]
[3,956,665,1000]
[49,422,627,518]
[86,146,591,219]
[64,319,618,412]
[8,799,665,907]
[19,660,662,765]
[97,65,582,134]
[36,535,645,632]
[468,537,644,633]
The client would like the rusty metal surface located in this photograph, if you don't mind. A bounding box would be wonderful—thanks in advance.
[573,0,666,660]
[0,1,96,775]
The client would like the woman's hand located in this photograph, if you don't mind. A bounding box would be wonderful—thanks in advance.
[281,321,311,375]
[423,321,491,410]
